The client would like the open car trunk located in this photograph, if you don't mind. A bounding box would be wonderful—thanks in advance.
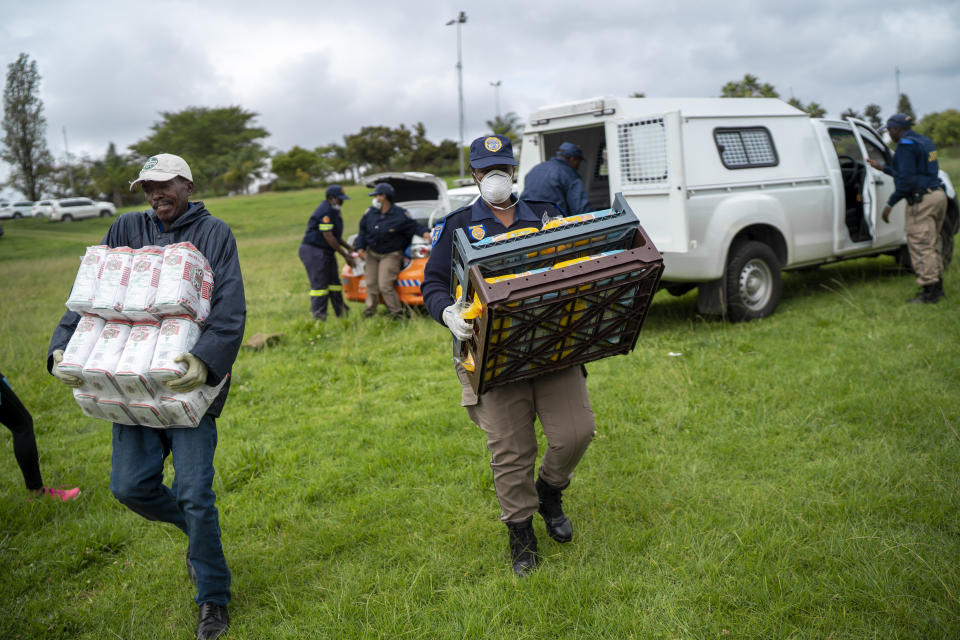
[364,172,449,227]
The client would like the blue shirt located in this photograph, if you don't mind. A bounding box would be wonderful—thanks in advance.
[421,196,562,323]
[301,200,344,251]
[354,204,428,254]
[520,157,590,216]
[883,130,941,207]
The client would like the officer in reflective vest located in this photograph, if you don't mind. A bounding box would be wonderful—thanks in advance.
[298,185,355,320]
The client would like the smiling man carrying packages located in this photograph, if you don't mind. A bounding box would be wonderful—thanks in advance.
[48,153,245,640]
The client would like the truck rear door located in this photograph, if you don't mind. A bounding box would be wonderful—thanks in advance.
[604,111,688,254]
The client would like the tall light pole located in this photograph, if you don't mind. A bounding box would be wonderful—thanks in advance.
[490,80,502,120]
[62,126,75,195]
[446,11,467,178]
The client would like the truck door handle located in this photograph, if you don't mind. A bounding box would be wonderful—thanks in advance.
[874,179,884,186]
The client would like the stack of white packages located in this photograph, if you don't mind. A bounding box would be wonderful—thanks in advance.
[59,241,220,428]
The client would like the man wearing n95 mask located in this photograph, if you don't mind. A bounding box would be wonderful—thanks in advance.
[422,134,597,577]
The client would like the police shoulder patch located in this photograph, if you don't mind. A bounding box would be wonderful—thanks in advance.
[322,216,330,223]
[469,224,486,240]
[430,221,445,246]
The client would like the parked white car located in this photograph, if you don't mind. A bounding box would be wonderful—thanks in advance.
[518,96,959,320]
[32,200,54,217]
[0,201,35,219]
[48,198,116,222]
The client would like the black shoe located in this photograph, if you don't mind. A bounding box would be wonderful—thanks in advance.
[907,284,934,303]
[362,308,376,318]
[536,476,573,543]
[196,602,229,640]
[506,518,539,577]
[186,547,197,586]
[312,313,328,322]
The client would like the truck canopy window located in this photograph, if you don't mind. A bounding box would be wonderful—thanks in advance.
[714,127,778,169]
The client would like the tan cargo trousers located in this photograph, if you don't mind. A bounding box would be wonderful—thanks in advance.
[905,188,947,286]
[363,249,404,315]
[458,365,596,523]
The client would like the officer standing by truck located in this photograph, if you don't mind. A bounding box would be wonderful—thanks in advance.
[867,113,948,303]
[299,185,355,321]
[520,141,591,216]
[422,134,596,577]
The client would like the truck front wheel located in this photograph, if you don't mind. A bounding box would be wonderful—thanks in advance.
[725,241,782,321]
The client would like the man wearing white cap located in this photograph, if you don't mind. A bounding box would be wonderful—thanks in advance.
[47,153,245,640]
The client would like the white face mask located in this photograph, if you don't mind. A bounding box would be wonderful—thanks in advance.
[477,170,513,205]
[372,198,380,208]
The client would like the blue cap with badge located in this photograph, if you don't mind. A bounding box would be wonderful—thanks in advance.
[326,184,350,200]
[881,113,913,131]
[469,134,518,169]
[556,142,584,159]
[368,182,396,198]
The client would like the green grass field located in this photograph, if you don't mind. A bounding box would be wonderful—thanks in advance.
[1,188,958,639]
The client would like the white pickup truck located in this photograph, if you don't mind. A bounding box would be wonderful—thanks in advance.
[517,97,958,320]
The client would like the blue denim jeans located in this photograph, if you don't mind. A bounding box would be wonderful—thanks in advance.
[109,415,230,606]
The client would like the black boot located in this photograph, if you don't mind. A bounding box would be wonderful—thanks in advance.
[536,475,573,543]
[907,284,934,303]
[506,518,539,577]
[927,280,945,303]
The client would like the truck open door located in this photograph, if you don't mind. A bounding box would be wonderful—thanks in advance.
[848,119,882,247]
[604,111,688,254]
[849,119,901,249]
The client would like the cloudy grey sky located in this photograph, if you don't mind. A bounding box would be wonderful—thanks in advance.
[1,0,958,196]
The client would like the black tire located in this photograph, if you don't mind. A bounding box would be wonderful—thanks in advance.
[12,212,21,219]
[100,209,112,217]
[940,221,954,270]
[724,241,782,321]
[62,214,73,222]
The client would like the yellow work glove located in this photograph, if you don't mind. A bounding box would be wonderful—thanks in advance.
[51,349,83,388]
[166,353,208,392]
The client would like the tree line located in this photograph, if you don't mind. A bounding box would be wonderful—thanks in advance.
[4,55,959,204]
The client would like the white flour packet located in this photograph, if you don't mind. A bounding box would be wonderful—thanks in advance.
[122,246,164,320]
[91,247,134,320]
[73,390,107,420]
[126,401,171,428]
[115,321,161,401]
[56,314,106,379]
[159,375,228,428]
[82,321,133,400]
[148,316,202,387]
[154,243,213,320]
[96,399,135,425]
[65,245,109,313]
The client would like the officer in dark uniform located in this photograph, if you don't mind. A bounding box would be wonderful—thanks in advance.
[422,134,596,577]
[520,141,591,216]
[299,185,355,320]
[867,113,948,303]
[355,183,429,319]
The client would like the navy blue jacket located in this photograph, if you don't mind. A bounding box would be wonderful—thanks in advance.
[301,200,344,251]
[883,130,941,207]
[354,204,428,254]
[520,157,590,216]
[48,202,246,417]
[422,196,563,323]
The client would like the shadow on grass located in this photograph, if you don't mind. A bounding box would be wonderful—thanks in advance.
[645,256,915,330]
